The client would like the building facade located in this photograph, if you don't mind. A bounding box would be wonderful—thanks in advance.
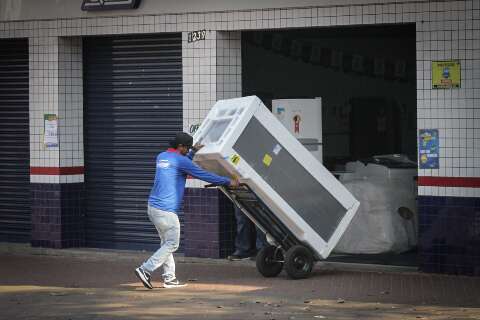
[0,0,479,276]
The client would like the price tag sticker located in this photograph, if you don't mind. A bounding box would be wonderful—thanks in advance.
[263,154,272,167]
[230,154,241,165]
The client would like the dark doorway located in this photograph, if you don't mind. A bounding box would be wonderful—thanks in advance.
[242,24,417,267]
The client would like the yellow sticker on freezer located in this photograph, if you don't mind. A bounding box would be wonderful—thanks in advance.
[263,154,272,167]
[230,154,241,165]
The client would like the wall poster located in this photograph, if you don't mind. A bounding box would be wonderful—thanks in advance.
[44,114,58,148]
[432,60,461,89]
[419,129,439,169]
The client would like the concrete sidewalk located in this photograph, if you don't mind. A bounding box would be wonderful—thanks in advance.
[0,244,479,320]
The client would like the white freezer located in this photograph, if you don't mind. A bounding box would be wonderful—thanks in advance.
[272,98,323,163]
[193,96,359,259]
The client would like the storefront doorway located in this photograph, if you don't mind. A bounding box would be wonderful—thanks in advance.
[242,24,417,266]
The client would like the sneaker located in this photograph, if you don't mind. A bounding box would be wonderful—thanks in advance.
[135,267,153,289]
[163,278,187,288]
[227,254,250,261]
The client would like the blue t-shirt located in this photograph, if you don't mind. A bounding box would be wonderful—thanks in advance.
[148,149,231,213]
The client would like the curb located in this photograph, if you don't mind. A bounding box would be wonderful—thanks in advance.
[0,242,255,266]
[0,242,421,275]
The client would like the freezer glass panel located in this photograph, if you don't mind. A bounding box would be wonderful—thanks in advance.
[234,117,346,241]
[201,119,232,144]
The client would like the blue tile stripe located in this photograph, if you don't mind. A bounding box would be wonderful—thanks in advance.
[418,195,480,276]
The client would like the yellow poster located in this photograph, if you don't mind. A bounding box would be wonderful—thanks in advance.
[432,60,461,89]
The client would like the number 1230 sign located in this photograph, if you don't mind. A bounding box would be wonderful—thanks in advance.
[188,30,206,43]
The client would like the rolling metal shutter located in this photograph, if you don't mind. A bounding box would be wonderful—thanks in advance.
[83,34,183,250]
[0,39,30,243]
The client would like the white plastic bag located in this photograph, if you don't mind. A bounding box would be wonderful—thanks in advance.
[334,162,417,254]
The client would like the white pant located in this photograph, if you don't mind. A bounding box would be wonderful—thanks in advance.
[141,205,180,281]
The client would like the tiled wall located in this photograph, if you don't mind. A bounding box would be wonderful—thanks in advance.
[57,37,83,182]
[181,30,241,136]
[416,0,480,198]
[181,30,241,254]
[183,188,236,258]
[0,1,479,269]
[1,1,478,196]
[27,32,85,247]
[29,35,84,184]
[418,196,480,276]
[216,31,241,101]
[29,35,61,179]
[184,30,241,188]
[31,183,84,248]
[182,30,218,136]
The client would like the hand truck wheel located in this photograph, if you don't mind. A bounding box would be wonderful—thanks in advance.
[284,245,314,279]
[256,245,284,277]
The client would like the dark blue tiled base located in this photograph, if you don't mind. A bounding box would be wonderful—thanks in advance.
[418,196,480,276]
[31,183,85,249]
[183,188,236,258]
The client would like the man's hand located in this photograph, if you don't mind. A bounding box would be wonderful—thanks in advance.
[229,177,240,188]
[192,142,204,152]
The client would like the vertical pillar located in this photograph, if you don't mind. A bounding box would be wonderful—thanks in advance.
[29,35,84,248]
[183,31,242,258]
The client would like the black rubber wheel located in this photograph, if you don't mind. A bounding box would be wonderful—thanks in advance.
[284,245,314,279]
[256,245,284,277]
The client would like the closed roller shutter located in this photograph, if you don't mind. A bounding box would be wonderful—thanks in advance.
[0,39,30,243]
[83,34,183,250]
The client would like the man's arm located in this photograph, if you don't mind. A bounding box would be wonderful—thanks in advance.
[186,142,204,160]
[180,158,233,186]
[186,150,195,160]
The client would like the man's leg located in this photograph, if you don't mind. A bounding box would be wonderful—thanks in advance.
[140,207,180,281]
[160,238,176,282]
[229,206,255,260]
[255,227,267,251]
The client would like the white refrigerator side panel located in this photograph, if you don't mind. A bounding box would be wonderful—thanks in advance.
[272,98,323,163]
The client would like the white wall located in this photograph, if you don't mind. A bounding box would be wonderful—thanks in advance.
[0,0,479,197]
[1,0,424,22]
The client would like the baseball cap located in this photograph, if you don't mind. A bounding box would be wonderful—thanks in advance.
[170,132,193,148]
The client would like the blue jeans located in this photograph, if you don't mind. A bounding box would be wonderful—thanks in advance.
[141,205,180,281]
[233,206,267,256]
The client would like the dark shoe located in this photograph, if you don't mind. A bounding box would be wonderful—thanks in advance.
[227,254,250,261]
[135,267,153,289]
[163,278,187,288]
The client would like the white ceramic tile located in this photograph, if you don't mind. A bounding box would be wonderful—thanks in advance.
[2,1,479,193]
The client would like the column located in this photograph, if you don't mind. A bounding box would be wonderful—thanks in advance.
[29,35,84,248]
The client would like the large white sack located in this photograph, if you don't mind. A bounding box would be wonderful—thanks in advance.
[334,162,417,254]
